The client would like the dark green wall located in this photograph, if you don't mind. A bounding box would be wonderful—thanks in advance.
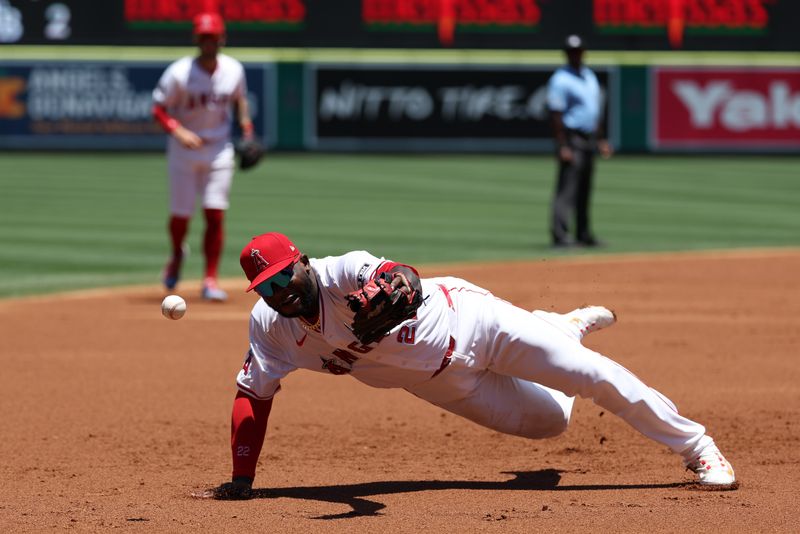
[619,66,649,153]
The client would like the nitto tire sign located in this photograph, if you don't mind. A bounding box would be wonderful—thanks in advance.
[652,67,800,151]
[308,64,614,152]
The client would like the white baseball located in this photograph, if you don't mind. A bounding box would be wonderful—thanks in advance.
[161,295,187,320]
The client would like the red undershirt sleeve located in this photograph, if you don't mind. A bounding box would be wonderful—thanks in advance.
[152,104,179,133]
[231,390,272,480]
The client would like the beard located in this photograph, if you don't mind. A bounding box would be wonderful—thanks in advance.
[273,273,318,319]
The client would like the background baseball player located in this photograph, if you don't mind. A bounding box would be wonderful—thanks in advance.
[208,232,736,499]
[152,11,253,301]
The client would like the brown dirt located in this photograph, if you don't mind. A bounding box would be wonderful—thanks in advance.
[1,249,798,533]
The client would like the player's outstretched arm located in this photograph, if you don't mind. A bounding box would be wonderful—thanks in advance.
[207,391,272,500]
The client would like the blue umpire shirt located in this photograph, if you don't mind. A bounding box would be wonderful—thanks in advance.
[546,65,602,135]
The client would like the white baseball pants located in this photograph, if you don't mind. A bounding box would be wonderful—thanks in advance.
[167,140,235,217]
[408,286,711,460]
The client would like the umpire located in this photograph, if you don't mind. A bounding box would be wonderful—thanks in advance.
[547,34,613,248]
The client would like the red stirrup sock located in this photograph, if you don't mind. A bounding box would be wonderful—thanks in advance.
[203,208,224,280]
[168,216,189,260]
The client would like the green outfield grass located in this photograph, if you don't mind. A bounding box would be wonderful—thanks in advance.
[0,152,798,298]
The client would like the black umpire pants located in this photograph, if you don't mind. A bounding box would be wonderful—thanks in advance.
[550,130,597,245]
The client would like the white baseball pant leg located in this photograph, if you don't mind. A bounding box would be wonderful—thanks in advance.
[201,142,234,211]
[167,142,234,216]
[474,296,711,457]
[409,357,575,439]
[407,280,575,440]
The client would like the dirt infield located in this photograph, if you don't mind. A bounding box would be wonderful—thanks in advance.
[1,249,799,533]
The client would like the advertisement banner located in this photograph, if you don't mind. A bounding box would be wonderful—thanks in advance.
[652,67,800,151]
[308,64,615,152]
[0,61,273,150]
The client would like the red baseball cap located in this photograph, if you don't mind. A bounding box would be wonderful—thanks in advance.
[240,233,302,292]
[193,12,225,35]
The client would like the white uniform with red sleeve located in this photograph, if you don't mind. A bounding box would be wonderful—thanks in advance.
[237,251,714,462]
[152,54,247,216]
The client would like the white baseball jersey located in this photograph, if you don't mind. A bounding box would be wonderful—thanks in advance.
[153,53,247,146]
[237,250,713,462]
[237,251,461,399]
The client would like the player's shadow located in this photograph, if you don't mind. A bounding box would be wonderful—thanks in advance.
[247,469,688,520]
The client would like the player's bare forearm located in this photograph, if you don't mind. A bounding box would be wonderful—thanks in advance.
[236,96,254,139]
[172,125,204,149]
[152,104,202,148]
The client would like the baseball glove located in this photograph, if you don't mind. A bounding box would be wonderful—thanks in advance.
[346,271,423,345]
[235,137,265,170]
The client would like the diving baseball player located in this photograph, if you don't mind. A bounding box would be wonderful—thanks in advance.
[152,11,253,301]
[211,232,736,499]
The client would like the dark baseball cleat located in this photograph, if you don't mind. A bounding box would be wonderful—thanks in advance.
[577,236,606,247]
[163,263,180,291]
[162,243,189,290]
[552,238,577,249]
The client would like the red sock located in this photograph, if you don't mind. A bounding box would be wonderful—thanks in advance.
[168,216,189,260]
[203,208,224,280]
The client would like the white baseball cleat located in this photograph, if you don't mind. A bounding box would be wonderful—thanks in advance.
[566,306,617,337]
[202,277,228,302]
[685,442,736,486]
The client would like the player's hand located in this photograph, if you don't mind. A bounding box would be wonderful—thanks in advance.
[559,145,574,163]
[194,477,253,500]
[389,270,414,296]
[598,139,614,159]
[172,125,204,149]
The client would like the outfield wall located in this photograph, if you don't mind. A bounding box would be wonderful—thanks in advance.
[4,0,800,52]
[1,49,799,153]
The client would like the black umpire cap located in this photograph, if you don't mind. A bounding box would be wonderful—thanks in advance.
[564,34,585,50]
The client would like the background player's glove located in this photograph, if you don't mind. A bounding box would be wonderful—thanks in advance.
[346,271,423,345]
[235,137,265,171]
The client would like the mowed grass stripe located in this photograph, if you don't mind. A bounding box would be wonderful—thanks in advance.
[1,153,798,297]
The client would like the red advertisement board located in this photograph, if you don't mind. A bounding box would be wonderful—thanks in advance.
[594,0,773,49]
[652,67,800,150]
[124,0,306,25]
